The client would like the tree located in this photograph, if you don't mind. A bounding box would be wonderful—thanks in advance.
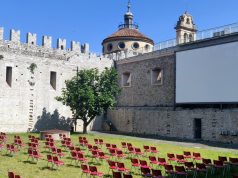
[56,67,120,133]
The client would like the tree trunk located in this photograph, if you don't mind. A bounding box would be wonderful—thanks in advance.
[74,119,77,132]
[103,109,108,121]
[83,121,87,134]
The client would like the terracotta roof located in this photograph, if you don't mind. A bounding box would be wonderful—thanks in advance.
[102,28,154,45]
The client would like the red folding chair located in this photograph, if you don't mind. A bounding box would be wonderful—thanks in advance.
[230,157,238,169]
[71,151,79,165]
[8,172,15,178]
[183,151,192,159]
[117,162,130,173]
[143,145,150,155]
[121,142,127,149]
[167,153,177,163]
[113,171,122,178]
[134,148,144,157]
[195,163,208,178]
[151,169,164,178]
[149,156,159,167]
[52,156,64,169]
[193,152,202,161]
[141,167,151,177]
[46,154,53,167]
[158,158,168,167]
[174,166,188,178]
[213,160,225,177]
[131,158,140,172]
[27,148,34,161]
[123,173,133,178]
[81,164,91,177]
[89,166,104,177]
[98,151,109,161]
[78,152,88,163]
[176,154,186,164]
[184,161,196,173]
[150,146,159,154]
[164,164,175,177]
[140,160,150,169]
[108,160,118,173]
[32,150,42,161]
[116,150,126,159]
[56,148,65,157]
[219,156,230,172]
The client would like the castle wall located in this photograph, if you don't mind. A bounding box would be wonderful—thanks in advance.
[108,107,238,143]
[0,29,113,132]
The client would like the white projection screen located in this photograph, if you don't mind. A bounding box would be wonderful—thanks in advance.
[176,41,238,104]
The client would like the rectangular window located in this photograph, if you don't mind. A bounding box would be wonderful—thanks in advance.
[122,72,131,87]
[6,66,12,87]
[151,68,163,85]
[50,71,57,90]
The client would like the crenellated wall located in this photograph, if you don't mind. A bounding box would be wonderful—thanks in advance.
[0,27,113,133]
[0,27,92,55]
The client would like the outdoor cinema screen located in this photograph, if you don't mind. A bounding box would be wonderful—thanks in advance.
[176,41,238,104]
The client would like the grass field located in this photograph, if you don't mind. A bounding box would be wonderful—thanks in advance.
[0,132,238,178]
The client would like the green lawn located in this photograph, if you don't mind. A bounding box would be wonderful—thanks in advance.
[0,132,237,178]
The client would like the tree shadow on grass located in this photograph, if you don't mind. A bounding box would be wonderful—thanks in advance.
[40,166,58,171]
[33,108,73,132]
[22,160,38,164]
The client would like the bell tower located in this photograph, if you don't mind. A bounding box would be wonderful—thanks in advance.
[175,12,197,44]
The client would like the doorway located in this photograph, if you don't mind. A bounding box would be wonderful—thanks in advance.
[194,118,202,139]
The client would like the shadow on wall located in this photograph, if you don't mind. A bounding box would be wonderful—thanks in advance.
[91,115,104,131]
[33,108,72,132]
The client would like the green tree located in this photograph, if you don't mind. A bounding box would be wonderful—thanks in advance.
[56,67,120,133]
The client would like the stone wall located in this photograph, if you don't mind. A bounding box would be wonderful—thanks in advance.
[0,31,113,132]
[108,107,238,143]
[115,50,175,107]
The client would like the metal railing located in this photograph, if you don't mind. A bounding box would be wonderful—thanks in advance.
[108,22,238,61]
[153,22,238,51]
[118,23,139,30]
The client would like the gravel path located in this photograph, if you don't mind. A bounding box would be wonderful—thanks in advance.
[90,131,238,153]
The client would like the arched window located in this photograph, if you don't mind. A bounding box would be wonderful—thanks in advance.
[186,18,190,24]
[184,33,188,43]
[189,34,193,42]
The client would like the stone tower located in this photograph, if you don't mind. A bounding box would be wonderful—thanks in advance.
[102,0,154,54]
[175,12,197,44]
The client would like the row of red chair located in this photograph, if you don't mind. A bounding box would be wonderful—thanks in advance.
[108,160,130,173]
[94,138,104,146]
[27,148,42,162]
[46,155,64,169]
[113,171,133,178]
[6,144,19,155]
[8,171,21,178]
[140,167,164,178]
[81,164,104,177]
[14,136,24,149]
[71,151,88,165]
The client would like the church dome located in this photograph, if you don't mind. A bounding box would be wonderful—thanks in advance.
[103,28,154,45]
[102,1,154,54]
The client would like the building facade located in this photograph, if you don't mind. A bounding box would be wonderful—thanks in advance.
[0,28,113,132]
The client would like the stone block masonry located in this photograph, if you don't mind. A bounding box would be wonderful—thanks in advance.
[0,27,113,132]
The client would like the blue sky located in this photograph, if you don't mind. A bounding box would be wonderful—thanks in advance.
[0,0,238,53]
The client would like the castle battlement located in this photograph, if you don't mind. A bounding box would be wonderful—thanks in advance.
[0,27,97,60]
